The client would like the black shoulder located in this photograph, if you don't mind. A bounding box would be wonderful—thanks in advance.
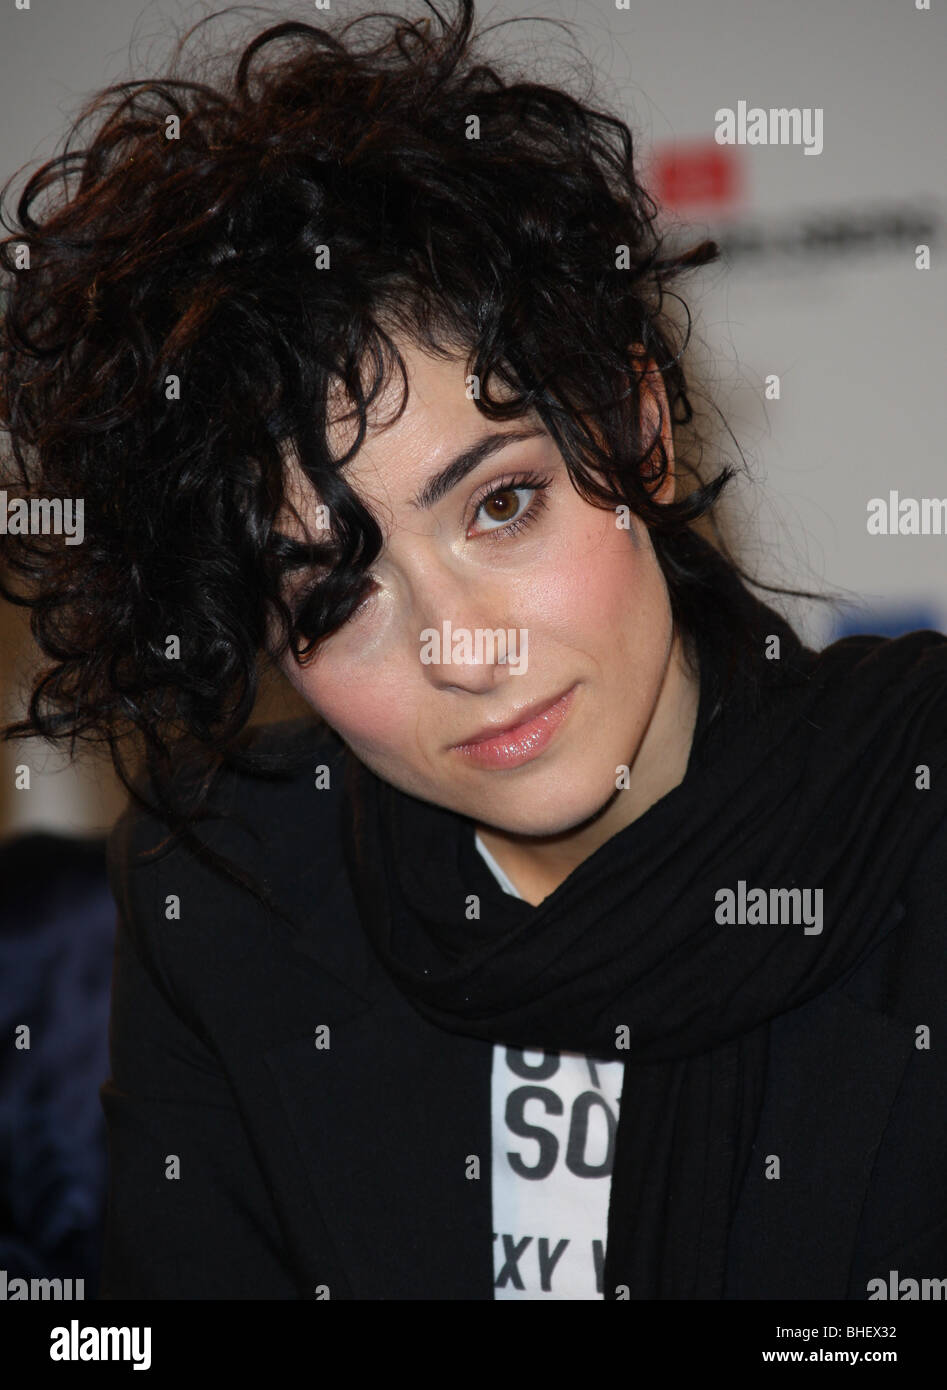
[108,714,343,855]
[105,718,348,986]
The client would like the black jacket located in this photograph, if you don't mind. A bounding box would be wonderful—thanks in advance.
[99,719,947,1299]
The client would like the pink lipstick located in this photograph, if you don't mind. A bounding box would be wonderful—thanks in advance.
[451,684,578,769]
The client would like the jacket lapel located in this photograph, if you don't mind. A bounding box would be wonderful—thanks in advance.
[264,979,495,1299]
[257,817,496,1300]
[725,975,918,1298]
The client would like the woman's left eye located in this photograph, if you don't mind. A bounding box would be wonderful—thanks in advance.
[469,475,551,540]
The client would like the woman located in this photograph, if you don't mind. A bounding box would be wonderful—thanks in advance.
[2,0,946,1302]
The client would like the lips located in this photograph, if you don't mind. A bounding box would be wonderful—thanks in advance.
[452,687,574,748]
[447,683,575,772]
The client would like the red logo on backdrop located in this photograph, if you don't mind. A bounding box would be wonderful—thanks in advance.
[650,141,742,211]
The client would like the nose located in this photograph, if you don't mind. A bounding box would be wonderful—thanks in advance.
[411,567,521,694]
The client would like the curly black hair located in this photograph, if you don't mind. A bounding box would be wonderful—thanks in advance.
[0,0,831,917]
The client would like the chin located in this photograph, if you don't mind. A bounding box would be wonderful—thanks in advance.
[460,772,621,839]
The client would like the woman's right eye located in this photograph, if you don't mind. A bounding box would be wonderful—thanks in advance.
[290,573,379,629]
[345,578,379,621]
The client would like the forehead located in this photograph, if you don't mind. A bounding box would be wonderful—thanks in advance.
[324,336,479,462]
[279,336,530,537]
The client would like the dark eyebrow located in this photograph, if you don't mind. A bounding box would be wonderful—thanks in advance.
[409,426,548,511]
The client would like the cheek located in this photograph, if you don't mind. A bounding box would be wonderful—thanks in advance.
[280,655,415,761]
[513,508,659,645]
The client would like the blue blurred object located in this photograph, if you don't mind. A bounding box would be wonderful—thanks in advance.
[0,832,114,1295]
[830,603,944,642]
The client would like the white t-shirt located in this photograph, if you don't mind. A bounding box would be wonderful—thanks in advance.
[474,832,625,1300]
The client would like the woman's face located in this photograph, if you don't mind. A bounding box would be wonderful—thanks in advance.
[272,339,695,839]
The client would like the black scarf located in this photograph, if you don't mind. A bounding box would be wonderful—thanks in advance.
[340,542,947,1299]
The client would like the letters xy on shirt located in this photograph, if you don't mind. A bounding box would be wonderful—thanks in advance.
[491,1046,624,1299]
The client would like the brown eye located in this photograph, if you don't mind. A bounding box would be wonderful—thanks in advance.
[481,488,520,522]
[475,485,531,531]
[469,473,552,539]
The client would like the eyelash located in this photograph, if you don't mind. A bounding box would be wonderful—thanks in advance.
[468,470,553,542]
